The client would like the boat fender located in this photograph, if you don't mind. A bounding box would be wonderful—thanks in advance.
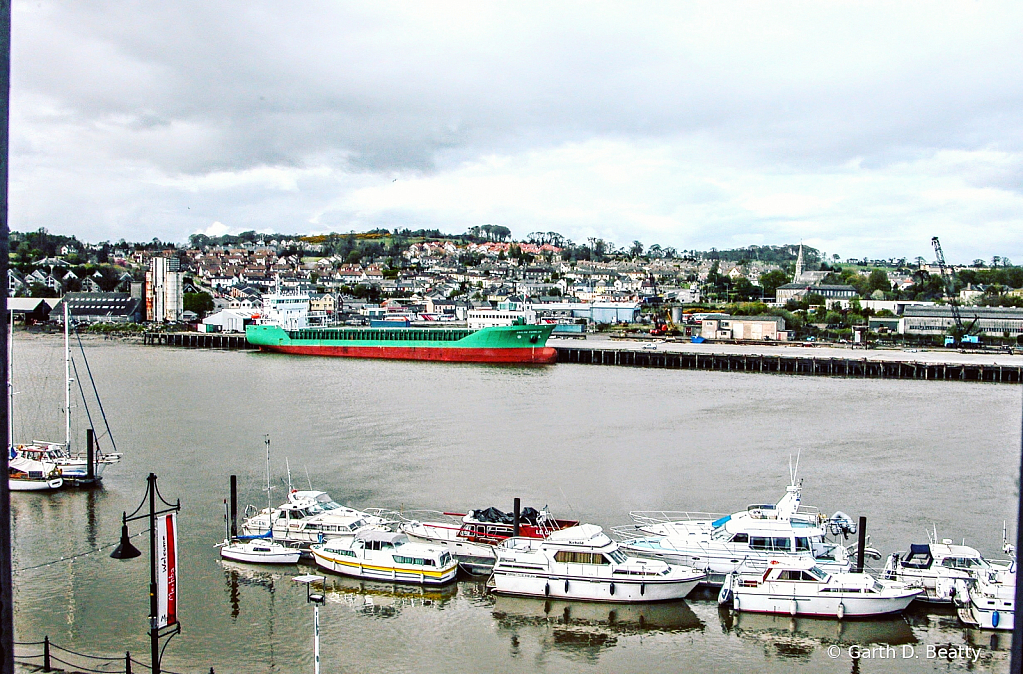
[640,583,645,596]
[544,583,550,597]
[837,602,845,620]
[565,579,569,593]
[993,611,1000,628]
[733,595,740,611]
[789,600,797,616]
[609,582,615,596]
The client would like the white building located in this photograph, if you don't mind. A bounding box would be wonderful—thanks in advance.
[468,309,535,330]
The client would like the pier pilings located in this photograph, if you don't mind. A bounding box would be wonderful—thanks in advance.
[553,346,1022,383]
[142,332,251,350]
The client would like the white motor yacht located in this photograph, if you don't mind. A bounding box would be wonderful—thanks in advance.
[882,537,1011,603]
[958,566,1016,630]
[616,481,861,585]
[311,530,458,585]
[242,498,382,547]
[719,557,922,618]
[489,524,705,603]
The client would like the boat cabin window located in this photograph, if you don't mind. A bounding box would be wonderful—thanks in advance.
[795,537,810,551]
[607,549,628,564]
[808,566,828,580]
[750,536,792,552]
[440,552,452,566]
[364,540,396,551]
[393,555,436,566]
[730,533,749,544]
[554,551,610,565]
[777,570,819,581]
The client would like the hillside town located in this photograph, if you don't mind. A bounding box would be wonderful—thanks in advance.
[9,228,1023,346]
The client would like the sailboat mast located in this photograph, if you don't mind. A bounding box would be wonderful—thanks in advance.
[7,308,13,449]
[265,434,272,513]
[64,302,71,451]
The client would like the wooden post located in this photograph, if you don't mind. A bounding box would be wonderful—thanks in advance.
[86,428,95,481]
[856,517,867,573]
[513,498,520,538]
[229,475,238,539]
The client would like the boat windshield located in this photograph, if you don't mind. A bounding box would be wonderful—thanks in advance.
[313,494,343,510]
[808,566,829,580]
[607,548,628,564]
[940,556,990,570]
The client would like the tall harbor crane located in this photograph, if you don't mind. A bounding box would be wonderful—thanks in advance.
[930,236,979,348]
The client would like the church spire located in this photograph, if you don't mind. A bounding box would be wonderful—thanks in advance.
[794,244,804,281]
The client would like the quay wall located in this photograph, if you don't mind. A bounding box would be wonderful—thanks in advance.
[554,346,1023,384]
[142,332,1022,383]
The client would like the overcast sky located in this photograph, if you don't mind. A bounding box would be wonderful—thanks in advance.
[9,2,1023,263]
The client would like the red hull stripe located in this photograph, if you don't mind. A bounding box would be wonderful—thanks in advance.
[262,344,558,364]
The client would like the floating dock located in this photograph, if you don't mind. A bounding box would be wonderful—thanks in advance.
[553,346,1023,383]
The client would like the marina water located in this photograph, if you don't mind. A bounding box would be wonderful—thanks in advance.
[9,336,1019,673]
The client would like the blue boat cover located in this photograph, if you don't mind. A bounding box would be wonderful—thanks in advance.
[712,515,731,528]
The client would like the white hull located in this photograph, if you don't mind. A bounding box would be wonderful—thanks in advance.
[9,477,63,491]
[958,603,1015,630]
[220,542,301,565]
[311,549,458,586]
[490,571,701,603]
[731,590,918,618]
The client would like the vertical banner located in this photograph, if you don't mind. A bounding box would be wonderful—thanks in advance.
[155,513,178,628]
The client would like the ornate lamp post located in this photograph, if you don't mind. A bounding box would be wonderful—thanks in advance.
[111,473,181,674]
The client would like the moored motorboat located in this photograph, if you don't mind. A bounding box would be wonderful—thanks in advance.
[310,530,458,586]
[882,536,1010,603]
[719,557,921,618]
[219,539,302,565]
[401,505,578,574]
[957,566,1016,630]
[8,450,63,491]
[616,480,861,585]
[488,524,705,603]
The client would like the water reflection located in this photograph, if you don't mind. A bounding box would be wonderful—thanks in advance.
[323,574,460,619]
[728,610,916,662]
[492,595,703,661]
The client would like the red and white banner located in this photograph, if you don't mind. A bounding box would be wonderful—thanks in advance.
[155,513,178,628]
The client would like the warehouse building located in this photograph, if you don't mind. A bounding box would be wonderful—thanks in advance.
[900,306,1023,337]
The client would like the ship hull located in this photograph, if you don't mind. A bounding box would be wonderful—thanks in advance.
[258,343,557,364]
[247,323,558,364]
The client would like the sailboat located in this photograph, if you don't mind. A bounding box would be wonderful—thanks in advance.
[218,436,301,565]
[7,308,62,491]
[9,303,122,488]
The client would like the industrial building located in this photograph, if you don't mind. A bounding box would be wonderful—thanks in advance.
[700,315,789,341]
[899,306,1023,337]
[55,292,144,324]
[146,256,184,322]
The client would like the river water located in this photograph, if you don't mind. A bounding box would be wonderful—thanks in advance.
[8,335,1020,673]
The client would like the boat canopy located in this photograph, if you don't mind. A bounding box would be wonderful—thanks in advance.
[902,544,933,569]
[356,530,408,545]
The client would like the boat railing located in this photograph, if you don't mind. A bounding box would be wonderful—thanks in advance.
[629,511,726,526]
[498,536,545,552]
[391,509,463,526]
